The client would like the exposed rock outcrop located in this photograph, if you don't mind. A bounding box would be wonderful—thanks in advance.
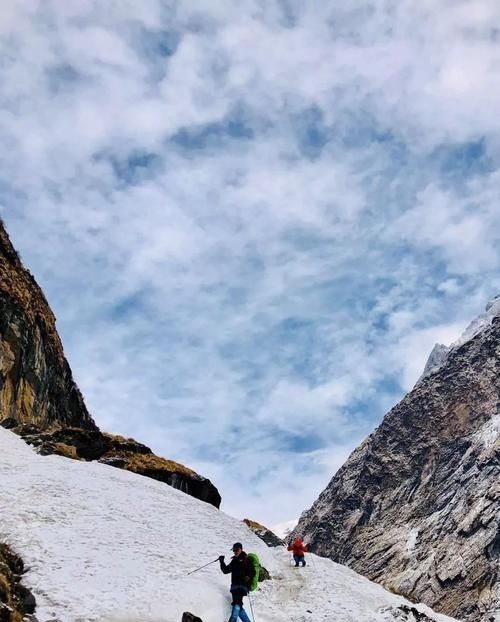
[293,303,500,622]
[98,433,221,507]
[0,226,95,431]
[381,605,441,622]
[243,518,284,547]
[0,219,220,508]
[0,543,37,622]
[1,424,222,508]
[419,343,449,381]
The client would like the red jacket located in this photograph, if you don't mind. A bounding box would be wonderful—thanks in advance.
[288,538,308,555]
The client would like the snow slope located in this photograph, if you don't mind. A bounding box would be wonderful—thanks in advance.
[0,428,455,622]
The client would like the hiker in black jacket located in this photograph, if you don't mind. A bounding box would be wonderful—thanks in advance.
[219,542,255,622]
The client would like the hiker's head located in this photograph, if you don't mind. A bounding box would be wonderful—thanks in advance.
[232,542,243,556]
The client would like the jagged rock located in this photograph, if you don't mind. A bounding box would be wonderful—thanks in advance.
[243,518,284,547]
[382,605,437,622]
[22,426,109,460]
[98,456,127,468]
[0,604,13,622]
[419,343,449,381]
[0,544,23,575]
[0,219,96,431]
[0,219,221,508]
[14,584,36,614]
[182,613,203,622]
[0,543,35,621]
[0,293,96,433]
[294,303,500,622]
[0,418,17,430]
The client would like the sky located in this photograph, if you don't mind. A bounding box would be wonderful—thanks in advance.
[0,0,500,525]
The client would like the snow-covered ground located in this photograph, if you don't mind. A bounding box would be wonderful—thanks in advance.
[0,428,455,622]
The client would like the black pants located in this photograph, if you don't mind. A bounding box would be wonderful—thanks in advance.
[231,588,247,607]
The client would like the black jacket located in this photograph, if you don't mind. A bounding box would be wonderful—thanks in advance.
[220,552,255,588]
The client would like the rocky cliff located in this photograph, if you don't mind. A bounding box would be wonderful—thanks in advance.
[243,518,284,547]
[293,302,500,622]
[0,543,36,622]
[0,219,220,508]
[0,225,95,431]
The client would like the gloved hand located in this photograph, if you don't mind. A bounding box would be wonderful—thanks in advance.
[218,555,225,562]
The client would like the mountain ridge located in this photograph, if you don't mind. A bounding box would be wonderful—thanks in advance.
[293,301,500,621]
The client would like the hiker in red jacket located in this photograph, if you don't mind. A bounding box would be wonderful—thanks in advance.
[288,537,308,567]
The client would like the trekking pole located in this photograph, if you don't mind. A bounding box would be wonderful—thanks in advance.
[248,593,256,622]
[186,558,219,575]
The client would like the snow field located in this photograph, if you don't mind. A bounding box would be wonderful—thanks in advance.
[0,428,455,622]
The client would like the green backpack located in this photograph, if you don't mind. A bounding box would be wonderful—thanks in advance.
[246,553,260,591]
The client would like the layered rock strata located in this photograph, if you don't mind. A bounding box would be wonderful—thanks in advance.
[0,225,94,431]
[294,307,500,622]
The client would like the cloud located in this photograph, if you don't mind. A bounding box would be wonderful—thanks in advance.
[391,172,500,274]
[0,0,499,524]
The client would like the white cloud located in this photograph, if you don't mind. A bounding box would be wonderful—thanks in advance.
[389,322,467,391]
[392,173,500,274]
[0,0,499,524]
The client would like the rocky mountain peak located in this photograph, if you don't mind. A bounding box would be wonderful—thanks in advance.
[420,343,449,379]
[419,295,500,383]
[293,304,500,622]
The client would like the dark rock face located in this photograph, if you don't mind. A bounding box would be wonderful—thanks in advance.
[10,425,109,460]
[0,227,96,431]
[258,565,271,582]
[15,584,36,614]
[380,605,440,622]
[243,519,284,547]
[182,613,203,622]
[294,313,500,622]
[0,220,221,508]
[0,542,37,621]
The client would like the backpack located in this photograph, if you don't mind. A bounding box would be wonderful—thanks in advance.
[246,553,260,591]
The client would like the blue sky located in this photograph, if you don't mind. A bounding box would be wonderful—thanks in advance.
[1,0,500,524]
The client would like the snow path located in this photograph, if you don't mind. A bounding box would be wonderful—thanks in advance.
[0,428,455,622]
